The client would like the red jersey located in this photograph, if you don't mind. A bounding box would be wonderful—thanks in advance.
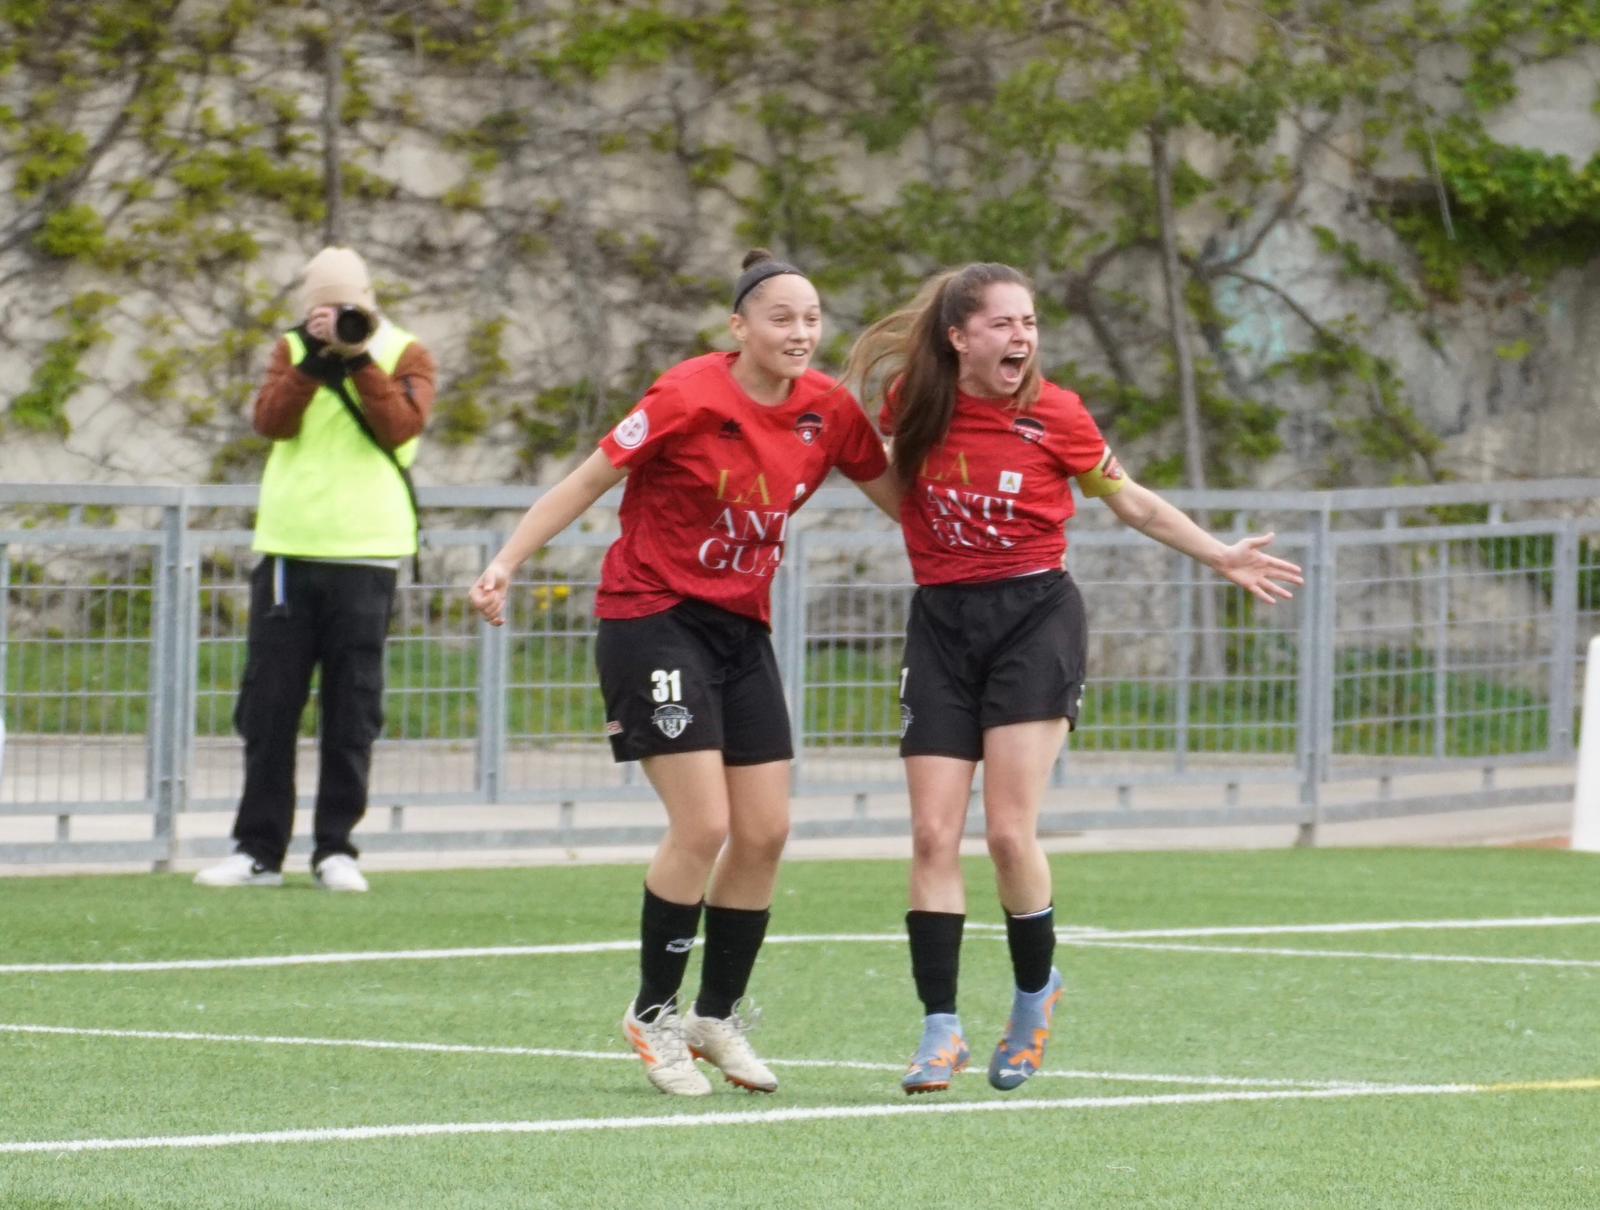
[880,381,1110,586]
[596,353,888,625]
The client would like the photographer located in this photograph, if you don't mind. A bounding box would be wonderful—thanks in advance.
[195,246,437,892]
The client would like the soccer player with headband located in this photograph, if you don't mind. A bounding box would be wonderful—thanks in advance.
[843,262,1302,1095]
[470,250,899,1097]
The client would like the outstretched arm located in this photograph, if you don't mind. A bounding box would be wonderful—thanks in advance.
[853,469,903,521]
[1098,478,1303,605]
[469,449,627,626]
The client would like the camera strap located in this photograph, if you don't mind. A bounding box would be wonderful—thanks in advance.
[326,375,422,583]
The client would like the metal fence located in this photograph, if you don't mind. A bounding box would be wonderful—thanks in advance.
[2,479,1597,867]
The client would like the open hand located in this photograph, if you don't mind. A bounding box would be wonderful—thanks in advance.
[1215,533,1303,605]
[469,562,512,626]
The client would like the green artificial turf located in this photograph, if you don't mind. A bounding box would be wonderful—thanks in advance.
[0,849,1596,1208]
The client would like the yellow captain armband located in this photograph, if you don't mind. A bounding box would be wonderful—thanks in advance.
[1075,447,1128,499]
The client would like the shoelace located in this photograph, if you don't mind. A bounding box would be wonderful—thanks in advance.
[726,996,763,1036]
[637,998,693,1064]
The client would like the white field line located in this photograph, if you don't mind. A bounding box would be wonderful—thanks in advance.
[0,934,902,975]
[0,1023,1366,1090]
[1080,916,1600,940]
[14,1079,1600,1155]
[0,940,643,974]
[1069,940,1600,968]
[1,916,1594,975]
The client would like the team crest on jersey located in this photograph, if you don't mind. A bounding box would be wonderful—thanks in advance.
[999,470,1023,494]
[1012,416,1045,444]
[900,704,914,737]
[794,413,824,444]
[651,703,693,738]
[614,410,649,450]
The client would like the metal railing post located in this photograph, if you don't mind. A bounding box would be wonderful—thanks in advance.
[176,527,200,838]
[1296,507,1333,847]
[1174,554,1194,772]
[1434,541,1451,761]
[775,535,807,790]
[1550,522,1580,758]
[478,535,507,804]
[150,497,188,871]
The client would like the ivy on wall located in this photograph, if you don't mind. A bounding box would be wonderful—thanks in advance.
[0,0,1595,488]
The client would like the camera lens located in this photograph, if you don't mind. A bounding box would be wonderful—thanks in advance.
[335,306,373,344]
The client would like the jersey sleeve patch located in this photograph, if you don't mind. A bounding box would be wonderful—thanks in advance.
[1075,447,1126,498]
[612,409,649,450]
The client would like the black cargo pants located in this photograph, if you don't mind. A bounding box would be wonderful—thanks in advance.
[231,556,397,870]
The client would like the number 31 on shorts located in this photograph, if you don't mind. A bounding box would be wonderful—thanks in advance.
[651,669,683,703]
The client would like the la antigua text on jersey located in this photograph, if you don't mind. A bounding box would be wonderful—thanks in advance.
[921,449,1019,552]
[698,469,792,577]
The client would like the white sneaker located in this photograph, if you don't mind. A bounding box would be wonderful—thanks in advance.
[684,1001,778,1093]
[622,1000,713,1097]
[193,853,283,888]
[312,854,369,893]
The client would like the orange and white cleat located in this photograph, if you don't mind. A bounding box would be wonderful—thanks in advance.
[623,998,713,1097]
[683,1000,778,1093]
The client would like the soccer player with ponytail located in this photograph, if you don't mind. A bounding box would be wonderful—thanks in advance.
[472,251,898,1097]
[844,263,1301,1094]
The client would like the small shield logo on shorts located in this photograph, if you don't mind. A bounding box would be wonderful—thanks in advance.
[651,703,693,739]
[900,704,913,737]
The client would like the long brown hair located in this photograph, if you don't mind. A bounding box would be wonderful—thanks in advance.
[842,263,1040,486]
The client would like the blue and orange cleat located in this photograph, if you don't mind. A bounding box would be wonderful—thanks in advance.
[987,967,1064,1091]
[902,1012,970,1095]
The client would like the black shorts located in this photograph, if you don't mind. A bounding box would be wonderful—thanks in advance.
[898,571,1087,761]
[594,599,794,765]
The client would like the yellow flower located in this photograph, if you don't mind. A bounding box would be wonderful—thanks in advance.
[530,584,572,612]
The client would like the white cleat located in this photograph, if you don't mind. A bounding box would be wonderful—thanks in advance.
[193,853,283,888]
[623,1000,713,1097]
[683,1001,778,1093]
[312,854,369,893]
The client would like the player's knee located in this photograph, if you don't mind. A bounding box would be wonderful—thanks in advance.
[670,816,730,863]
[984,824,1038,874]
[730,819,788,867]
[910,819,963,868]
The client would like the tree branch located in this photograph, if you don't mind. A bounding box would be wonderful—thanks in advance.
[1215,267,1338,341]
[1201,115,1336,275]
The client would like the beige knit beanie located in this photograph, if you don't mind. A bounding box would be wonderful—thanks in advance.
[300,246,377,314]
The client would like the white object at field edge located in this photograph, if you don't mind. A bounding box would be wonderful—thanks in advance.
[1570,634,1600,852]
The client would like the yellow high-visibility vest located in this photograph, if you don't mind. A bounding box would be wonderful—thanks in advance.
[253,322,421,558]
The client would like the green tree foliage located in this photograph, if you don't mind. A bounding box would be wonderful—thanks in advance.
[0,0,1592,487]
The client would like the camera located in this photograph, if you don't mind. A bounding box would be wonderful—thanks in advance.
[334,305,374,345]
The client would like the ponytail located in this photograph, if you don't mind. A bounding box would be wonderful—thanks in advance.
[842,263,1037,487]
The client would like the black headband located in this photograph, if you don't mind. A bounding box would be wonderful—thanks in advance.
[732,260,804,313]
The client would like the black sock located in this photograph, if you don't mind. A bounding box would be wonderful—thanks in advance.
[693,904,771,1019]
[634,884,702,1021]
[906,910,964,1016]
[1005,904,1056,994]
